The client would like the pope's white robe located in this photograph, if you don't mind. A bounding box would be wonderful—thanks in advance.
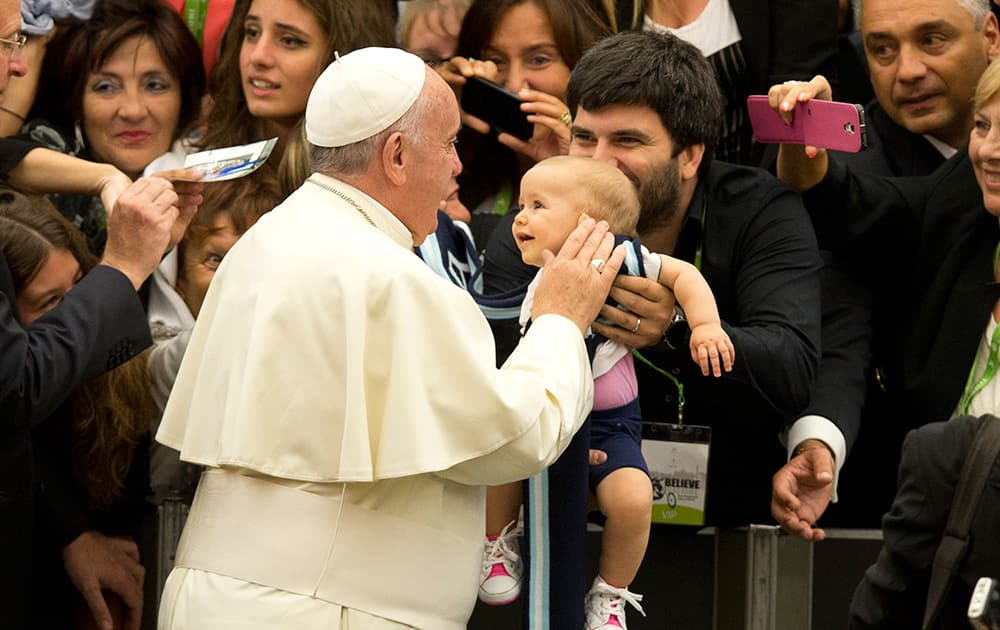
[155,174,593,629]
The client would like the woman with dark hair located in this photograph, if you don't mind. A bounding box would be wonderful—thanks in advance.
[439,0,612,234]
[0,189,155,630]
[198,0,397,199]
[22,0,205,255]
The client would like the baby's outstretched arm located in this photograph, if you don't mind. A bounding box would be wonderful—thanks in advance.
[656,254,735,376]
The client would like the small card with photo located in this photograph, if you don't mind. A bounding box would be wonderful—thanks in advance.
[178,137,278,182]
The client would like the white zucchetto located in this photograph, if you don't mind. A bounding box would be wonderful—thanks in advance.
[305,47,427,148]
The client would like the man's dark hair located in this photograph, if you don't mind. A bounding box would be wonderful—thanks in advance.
[566,30,724,156]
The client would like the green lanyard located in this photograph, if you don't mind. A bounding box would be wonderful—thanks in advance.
[957,241,1000,415]
[633,349,687,423]
[183,0,209,47]
[492,182,513,216]
[631,195,707,425]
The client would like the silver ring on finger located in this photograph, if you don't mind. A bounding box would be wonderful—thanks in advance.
[590,258,606,273]
[631,317,641,333]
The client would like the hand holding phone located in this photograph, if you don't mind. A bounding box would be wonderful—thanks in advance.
[747,95,867,152]
[460,76,533,141]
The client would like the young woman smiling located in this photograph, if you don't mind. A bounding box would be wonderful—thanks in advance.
[197,0,396,199]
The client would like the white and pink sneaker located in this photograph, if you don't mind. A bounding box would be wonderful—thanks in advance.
[478,520,523,605]
[584,575,645,630]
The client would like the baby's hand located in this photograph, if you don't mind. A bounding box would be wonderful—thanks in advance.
[689,323,735,377]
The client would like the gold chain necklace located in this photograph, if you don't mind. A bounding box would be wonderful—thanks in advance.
[307,177,376,227]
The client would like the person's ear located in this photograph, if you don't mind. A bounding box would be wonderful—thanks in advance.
[678,143,705,181]
[382,131,407,186]
[983,12,1000,63]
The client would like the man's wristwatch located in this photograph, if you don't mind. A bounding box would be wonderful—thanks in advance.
[662,306,689,350]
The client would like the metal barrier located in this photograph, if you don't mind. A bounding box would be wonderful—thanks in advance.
[155,498,190,603]
[714,525,813,630]
[713,525,883,630]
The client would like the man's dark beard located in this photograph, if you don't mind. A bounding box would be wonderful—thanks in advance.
[635,157,680,237]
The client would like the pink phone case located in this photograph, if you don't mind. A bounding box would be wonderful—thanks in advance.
[746,95,866,152]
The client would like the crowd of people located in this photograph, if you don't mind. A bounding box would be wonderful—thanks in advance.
[0,0,997,629]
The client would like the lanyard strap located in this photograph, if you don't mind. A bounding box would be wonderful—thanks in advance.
[957,241,1000,415]
[183,0,209,47]
[692,193,706,271]
[630,195,708,425]
[632,348,685,424]
[957,324,1000,415]
[492,182,514,216]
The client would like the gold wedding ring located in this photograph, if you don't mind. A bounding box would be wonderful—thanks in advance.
[560,110,572,126]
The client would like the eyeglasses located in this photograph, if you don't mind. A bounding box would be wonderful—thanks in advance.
[0,32,27,55]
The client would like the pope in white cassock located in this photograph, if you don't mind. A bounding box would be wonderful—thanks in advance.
[155,47,626,629]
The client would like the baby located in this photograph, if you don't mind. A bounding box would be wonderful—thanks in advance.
[479,156,734,630]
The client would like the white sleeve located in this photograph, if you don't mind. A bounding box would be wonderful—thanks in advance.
[786,415,847,503]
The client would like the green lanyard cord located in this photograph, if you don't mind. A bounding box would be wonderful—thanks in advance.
[628,196,707,426]
[692,194,706,271]
[492,183,513,216]
[632,348,685,424]
[957,325,1000,415]
[958,240,1000,415]
[183,0,209,48]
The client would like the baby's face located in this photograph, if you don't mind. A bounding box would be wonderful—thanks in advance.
[512,165,585,267]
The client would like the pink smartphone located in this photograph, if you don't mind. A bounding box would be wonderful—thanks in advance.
[746,95,867,152]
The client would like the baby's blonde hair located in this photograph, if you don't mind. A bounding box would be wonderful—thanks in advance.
[532,156,641,237]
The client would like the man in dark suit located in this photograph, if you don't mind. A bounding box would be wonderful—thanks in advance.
[849,415,1000,629]
[839,0,1000,177]
[772,0,1000,536]
[771,68,1000,539]
[0,3,201,625]
[0,170,195,630]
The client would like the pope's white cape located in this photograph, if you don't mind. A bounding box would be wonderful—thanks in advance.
[156,173,593,486]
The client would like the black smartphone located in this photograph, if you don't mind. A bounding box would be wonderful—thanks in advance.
[460,76,533,141]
